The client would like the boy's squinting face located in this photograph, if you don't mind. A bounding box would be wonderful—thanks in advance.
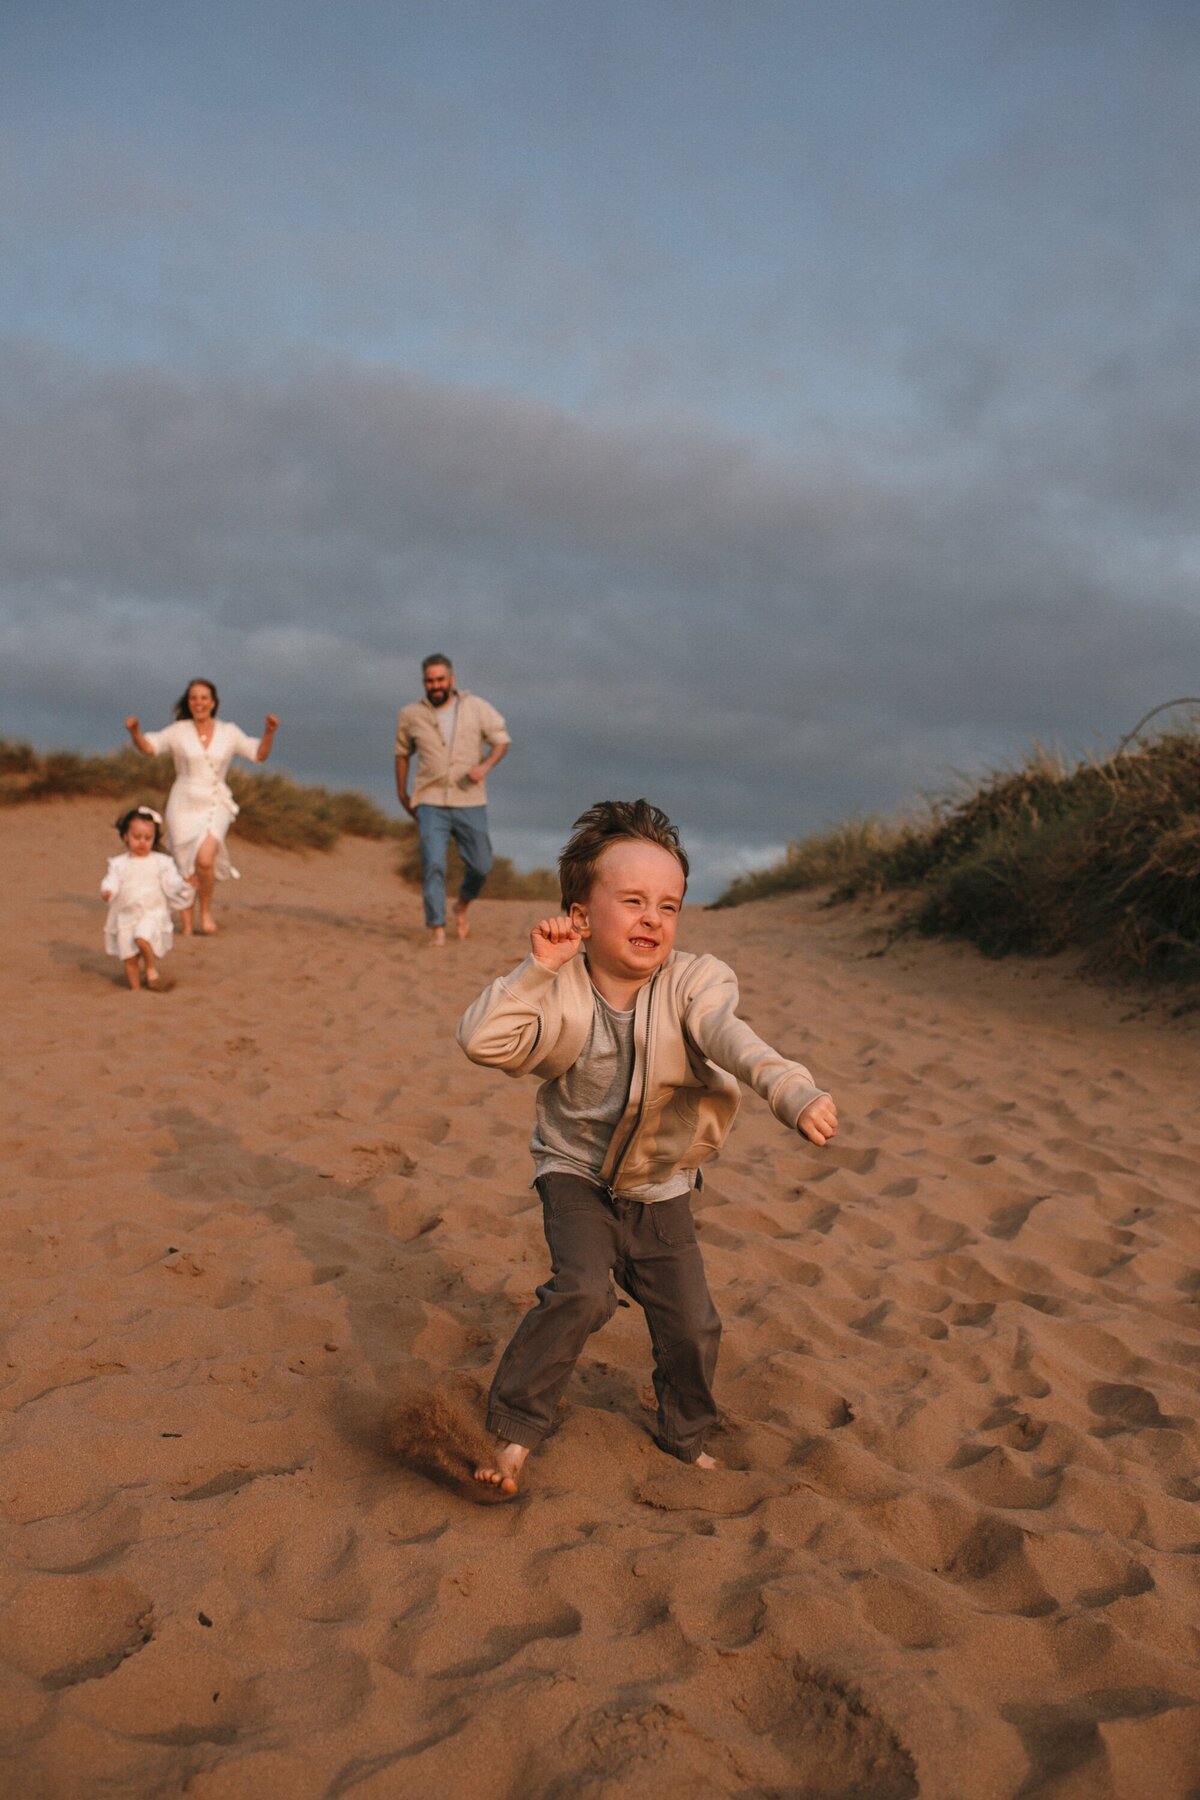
[124,817,157,856]
[572,840,685,983]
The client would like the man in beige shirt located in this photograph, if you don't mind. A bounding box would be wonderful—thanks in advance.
[394,653,512,945]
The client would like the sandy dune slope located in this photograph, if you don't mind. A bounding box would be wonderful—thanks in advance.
[2,798,1199,1799]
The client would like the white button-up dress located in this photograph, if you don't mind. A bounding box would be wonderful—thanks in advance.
[143,719,261,880]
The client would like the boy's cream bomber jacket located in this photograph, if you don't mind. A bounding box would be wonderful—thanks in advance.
[456,948,828,1192]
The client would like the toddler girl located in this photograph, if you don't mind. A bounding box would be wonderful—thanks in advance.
[102,806,196,990]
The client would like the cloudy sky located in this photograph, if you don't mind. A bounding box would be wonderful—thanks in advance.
[2,1,1197,895]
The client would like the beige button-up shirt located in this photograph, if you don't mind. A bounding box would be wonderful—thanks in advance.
[394,690,511,809]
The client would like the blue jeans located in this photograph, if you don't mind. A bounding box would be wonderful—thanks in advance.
[416,805,493,927]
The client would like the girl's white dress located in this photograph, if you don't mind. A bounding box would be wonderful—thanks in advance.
[143,719,261,881]
[102,852,194,960]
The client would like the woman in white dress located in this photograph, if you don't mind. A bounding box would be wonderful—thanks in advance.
[124,677,280,935]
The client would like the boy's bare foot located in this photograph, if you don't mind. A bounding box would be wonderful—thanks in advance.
[199,916,218,935]
[430,925,447,948]
[454,901,470,940]
[474,1440,528,1495]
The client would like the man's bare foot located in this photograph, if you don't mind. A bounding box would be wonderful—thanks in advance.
[692,1452,719,1469]
[430,925,447,948]
[454,901,470,940]
[474,1440,528,1495]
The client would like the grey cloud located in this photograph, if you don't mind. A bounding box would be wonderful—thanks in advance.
[1,345,1196,895]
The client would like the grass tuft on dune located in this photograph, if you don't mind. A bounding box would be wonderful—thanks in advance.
[0,738,558,897]
[0,738,402,849]
[715,726,1200,983]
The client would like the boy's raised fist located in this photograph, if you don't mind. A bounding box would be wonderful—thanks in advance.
[531,916,583,971]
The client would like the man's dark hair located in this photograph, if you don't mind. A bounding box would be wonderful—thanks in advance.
[559,800,689,910]
[173,678,220,721]
[422,653,454,674]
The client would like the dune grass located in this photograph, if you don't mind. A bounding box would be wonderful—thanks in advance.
[0,738,558,896]
[0,739,402,849]
[714,729,1200,983]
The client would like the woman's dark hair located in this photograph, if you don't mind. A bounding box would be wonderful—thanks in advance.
[115,806,164,849]
[173,678,220,721]
[558,799,689,910]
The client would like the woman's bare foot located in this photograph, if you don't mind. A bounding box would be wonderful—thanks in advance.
[454,901,471,940]
[474,1440,528,1495]
[145,967,160,987]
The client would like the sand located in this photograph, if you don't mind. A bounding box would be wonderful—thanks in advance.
[2,796,1199,1800]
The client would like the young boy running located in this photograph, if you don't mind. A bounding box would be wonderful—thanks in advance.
[457,799,838,1495]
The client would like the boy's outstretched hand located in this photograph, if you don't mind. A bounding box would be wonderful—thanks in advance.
[531,915,583,972]
[798,1094,838,1146]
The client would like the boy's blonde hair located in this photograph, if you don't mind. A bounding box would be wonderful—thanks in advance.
[559,800,689,910]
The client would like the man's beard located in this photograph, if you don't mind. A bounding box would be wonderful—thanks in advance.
[427,689,451,707]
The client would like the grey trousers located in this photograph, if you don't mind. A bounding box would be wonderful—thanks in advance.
[487,1172,722,1463]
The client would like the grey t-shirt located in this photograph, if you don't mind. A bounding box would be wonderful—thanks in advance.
[434,697,459,745]
[531,986,694,1202]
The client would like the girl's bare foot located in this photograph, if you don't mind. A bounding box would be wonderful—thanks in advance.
[474,1440,528,1495]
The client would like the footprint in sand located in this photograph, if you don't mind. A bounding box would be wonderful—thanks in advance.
[261,1523,369,1624]
[979,1405,1048,1452]
[352,1141,417,1179]
[17,1496,144,1576]
[433,1605,583,1681]
[853,1571,965,1651]
[936,1514,1056,1617]
[0,1574,153,1687]
[702,1653,920,1798]
[1002,1690,1197,1800]
[1074,1561,1155,1609]
[879,1177,919,1198]
[946,1442,1062,1510]
[1087,1382,1175,1436]
[985,1195,1049,1241]
[792,1197,840,1234]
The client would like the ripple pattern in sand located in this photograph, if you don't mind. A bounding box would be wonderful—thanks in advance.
[2,804,1199,1799]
